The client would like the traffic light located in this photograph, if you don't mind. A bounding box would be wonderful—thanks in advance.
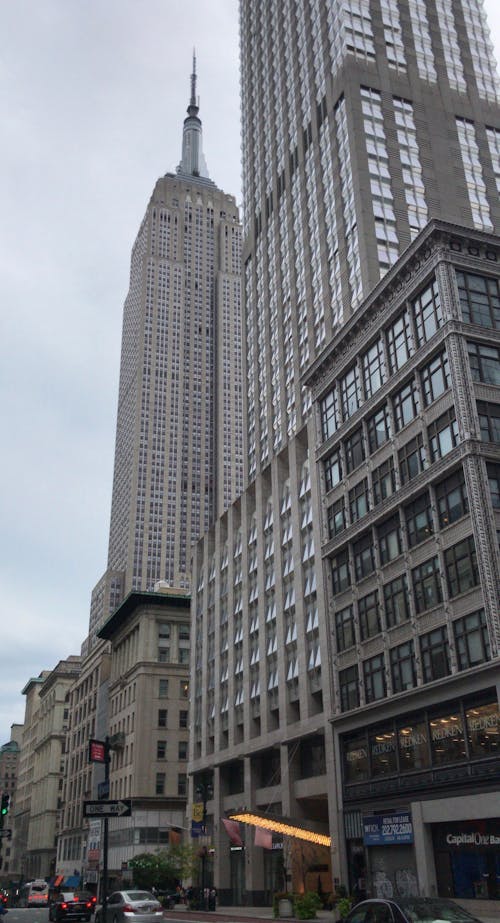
[0,794,10,816]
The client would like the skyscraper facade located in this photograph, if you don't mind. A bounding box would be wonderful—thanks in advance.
[87,60,243,646]
[190,0,499,906]
[56,63,243,881]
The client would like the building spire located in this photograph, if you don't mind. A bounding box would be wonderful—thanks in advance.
[177,50,210,180]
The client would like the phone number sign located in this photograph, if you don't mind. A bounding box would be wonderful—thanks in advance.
[363,812,414,845]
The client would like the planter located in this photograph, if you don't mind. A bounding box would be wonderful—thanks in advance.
[278,898,294,918]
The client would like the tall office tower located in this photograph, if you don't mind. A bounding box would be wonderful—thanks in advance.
[190,0,500,907]
[86,60,243,647]
[56,62,243,883]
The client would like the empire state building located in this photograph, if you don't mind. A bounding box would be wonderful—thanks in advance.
[87,59,243,644]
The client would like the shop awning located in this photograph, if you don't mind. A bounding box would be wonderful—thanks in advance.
[63,876,80,888]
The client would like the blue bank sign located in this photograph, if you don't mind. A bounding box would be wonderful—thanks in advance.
[363,811,414,845]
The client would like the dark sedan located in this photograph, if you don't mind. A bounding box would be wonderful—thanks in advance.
[345,898,483,923]
[49,892,95,923]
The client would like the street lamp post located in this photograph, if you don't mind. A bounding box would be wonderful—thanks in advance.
[195,776,213,910]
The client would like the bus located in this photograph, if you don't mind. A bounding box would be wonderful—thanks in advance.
[19,880,50,907]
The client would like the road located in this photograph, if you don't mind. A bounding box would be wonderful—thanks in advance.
[2,909,50,923]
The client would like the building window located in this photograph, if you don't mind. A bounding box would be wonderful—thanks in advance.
[340,364,362,419]
[359,591,381,640]
[420,351,450,405]
[466,702,499,758]
[454,609,491,669]
[372,457,396,505]
[468,341,500,385]
[435,468,469,527]
[392,379,420,431]
[362,339,385,398]
[429,712,466,765]
[324,449,342,491]
[335,605,355,652]
[320,388,339,440]
[413,278,442,345]
[158,709,167,728]
[405,491,433,547]
[328,497,346,538]
[181,681,189,698]
[367,404,391,453]
[377,514,402,565]
[158,622,171,639]
[332,549,351,594]
[386,310,414,373]
[477,401,500,443]
[456,270,500,329]
[353,533,375,580]
[349,478,370,522]
[158,647,170,663]
[158,679,169,698]
[157,741,166,759]
[178,773,187,797]
[179,710,188,729]
[487,462,500,509]
[399,433,426,484]
[178,741,188,760]
[444,535,479,597]
[412,556,443,613]
[363,654,387,703]
[420,626,450,681]
[339,665,360,712]
[428,409,459,460]
[156,772,166,795]
[390,641,417,692]
[345,428,365,473]
[384,574,410,627]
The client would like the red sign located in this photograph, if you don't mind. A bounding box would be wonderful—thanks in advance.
[88,739,106,763]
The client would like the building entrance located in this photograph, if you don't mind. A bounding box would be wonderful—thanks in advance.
[433,820,500,900]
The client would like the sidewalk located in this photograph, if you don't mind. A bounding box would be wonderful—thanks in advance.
[162,901,498,923]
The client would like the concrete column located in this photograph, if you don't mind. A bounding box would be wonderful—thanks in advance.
[411,801,437,897]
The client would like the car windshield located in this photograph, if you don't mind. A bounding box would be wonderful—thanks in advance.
[124,893,155,902]
[398,899,479,922]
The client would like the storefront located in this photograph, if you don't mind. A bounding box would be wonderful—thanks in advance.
[339,689,499,902]
[433,820,500,900]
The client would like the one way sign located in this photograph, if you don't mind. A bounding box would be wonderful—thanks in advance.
[83,799,132,818]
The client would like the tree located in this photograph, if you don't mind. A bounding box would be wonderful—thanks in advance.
[129,845,199,891]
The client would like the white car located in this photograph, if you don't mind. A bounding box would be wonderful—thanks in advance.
[95,891,163,923]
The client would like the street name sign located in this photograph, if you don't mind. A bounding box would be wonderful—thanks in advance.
[84,799,132,818]
[0,829,12,839]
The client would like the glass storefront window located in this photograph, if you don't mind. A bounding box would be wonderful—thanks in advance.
[370,729,397,777]
[398,720,430,772]
[466,702,499,758]
[344,735,369,784]
[429,713,466,765]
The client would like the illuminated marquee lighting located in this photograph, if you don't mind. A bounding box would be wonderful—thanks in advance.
[229,812,331,847]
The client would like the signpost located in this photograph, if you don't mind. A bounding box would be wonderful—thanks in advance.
[84,800,132,818]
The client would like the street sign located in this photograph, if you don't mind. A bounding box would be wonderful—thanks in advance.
[98,779,110,800]
[84,799,132,818]
[89,739,107,763]
[0,829,12,839]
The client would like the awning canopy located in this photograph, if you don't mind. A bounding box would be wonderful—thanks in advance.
[63,876,80,888]
[229,810,331,847]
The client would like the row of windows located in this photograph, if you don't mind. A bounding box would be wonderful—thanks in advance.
[329,462,468,542]
[342,697,498,783]
[320,271,500,446]
[320,278,443,439]
[331,532,479,607]
[325,403,459,505]
[156,740,188,760]
[339,610,490,712]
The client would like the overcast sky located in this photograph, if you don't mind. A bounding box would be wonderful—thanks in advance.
[1,1,499,746]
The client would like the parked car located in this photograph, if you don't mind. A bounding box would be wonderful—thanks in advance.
[95,891,163,923]
[344,898,483,923]
[49,892,94,923]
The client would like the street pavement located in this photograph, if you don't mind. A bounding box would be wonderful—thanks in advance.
[162,902,499,923]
